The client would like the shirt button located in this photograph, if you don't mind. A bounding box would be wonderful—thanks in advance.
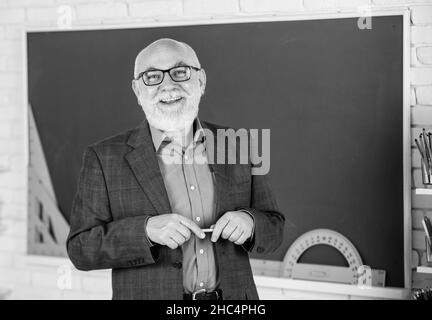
[196,217,201,222]
[199,249,204,254]
[190,185,196,191]
[199,282,204,287]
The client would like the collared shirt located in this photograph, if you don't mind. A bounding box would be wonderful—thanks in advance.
[149,118,219,294]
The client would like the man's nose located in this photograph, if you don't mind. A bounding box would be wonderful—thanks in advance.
[160,71,176,86]
[157,74,179,93]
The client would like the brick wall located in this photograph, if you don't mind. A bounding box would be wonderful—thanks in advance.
[409,3,432,291]
[0,0,431,299]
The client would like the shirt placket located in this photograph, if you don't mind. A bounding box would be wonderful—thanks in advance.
[182,144,209,291]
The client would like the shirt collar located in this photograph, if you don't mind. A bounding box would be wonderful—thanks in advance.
[148,118,206,152]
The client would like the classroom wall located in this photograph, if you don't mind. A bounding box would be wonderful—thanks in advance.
[0,0,431,299]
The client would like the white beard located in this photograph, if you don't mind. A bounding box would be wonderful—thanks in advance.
[142,94,201,132]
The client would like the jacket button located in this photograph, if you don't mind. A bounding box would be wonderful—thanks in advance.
[172,262,182,269]
[256,247,264,253]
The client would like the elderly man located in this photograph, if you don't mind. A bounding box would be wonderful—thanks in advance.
[67,38,284,300]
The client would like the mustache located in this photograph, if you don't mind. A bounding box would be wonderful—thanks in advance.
[154,91,186,102]
[158,93,185,101]
[155,86,190,98]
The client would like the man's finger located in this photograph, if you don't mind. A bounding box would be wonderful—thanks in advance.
[166,238,178,250]
[176,224,191,241]
[211,215,230,242]
[176,230,188,243]
[222,222,237,239]
[169,232,185,246]
[179,216,205,239]
[228,228,243,243]
[234,231,248,245]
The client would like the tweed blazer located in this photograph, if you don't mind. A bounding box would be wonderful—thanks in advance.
[66,119,285,300]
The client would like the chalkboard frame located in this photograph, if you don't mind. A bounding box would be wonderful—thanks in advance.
[23,8,412,290]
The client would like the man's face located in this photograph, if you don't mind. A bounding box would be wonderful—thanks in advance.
[132,40,206,132]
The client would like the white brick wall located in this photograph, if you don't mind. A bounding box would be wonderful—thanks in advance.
[303,0,337,10]
[129,1,183,18]
[0,8,25,23]
[76,3,128,20]
[0,0,431,299]
[27,6,65,23]
[335,0,371,9]
[417,46,432,64]
[412,67,432,85]
[411,5,432,24]
[239,0,303,13]
[412,26,432,43]
[416,86,432,104]
[183,0,237,16]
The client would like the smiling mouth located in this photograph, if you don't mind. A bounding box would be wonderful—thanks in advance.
[159,97,184,105]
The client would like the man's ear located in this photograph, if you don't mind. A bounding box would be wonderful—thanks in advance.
[131,80,142,106]
[198,68,207,95]
[132,79,139,97]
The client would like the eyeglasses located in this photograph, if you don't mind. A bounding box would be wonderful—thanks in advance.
[135,65,201,86]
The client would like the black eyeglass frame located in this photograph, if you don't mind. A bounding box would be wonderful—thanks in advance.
[134,65,201,86]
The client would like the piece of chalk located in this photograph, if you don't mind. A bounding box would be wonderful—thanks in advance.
[201,228,214,232]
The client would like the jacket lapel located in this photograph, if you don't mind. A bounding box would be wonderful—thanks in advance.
[125,120,172,214]
[202,121,231,218]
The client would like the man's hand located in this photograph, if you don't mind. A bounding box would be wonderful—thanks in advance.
[211,211,254,245]
[146,214,205,249]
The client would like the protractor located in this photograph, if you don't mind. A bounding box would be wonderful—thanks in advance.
[282,229,363,285]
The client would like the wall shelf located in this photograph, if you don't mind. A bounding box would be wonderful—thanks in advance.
[416,188,432,195]
[417,266,432,274]
[253,275,410,300]
[415,188,432,195]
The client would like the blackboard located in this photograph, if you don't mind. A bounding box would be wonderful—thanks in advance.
[27,15,406,287]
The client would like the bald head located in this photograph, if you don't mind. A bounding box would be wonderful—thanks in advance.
[134,38,201,78]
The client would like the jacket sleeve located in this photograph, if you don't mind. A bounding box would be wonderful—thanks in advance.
[66,146,159,271]
[238,169,285,255]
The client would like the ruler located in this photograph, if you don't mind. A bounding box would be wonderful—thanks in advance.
[282,229,385,286]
